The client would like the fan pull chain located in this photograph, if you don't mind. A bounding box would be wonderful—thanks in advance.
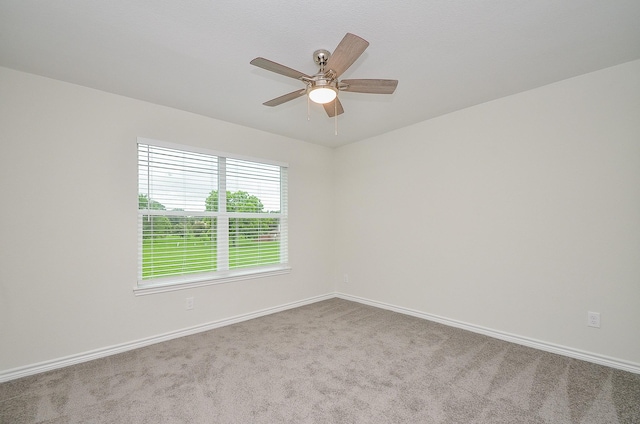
[334,100,338,136]
[307,94,310,121]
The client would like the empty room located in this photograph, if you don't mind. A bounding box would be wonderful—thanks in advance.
[1,1,639,423]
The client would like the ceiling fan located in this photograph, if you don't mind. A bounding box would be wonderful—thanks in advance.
[250,33,398,117]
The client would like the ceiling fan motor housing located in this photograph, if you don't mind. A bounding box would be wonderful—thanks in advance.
[310,78,337,90]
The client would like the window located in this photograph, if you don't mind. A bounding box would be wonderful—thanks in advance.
[136,139,289,294]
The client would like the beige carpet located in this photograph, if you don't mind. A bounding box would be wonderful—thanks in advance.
[1,298,639,423]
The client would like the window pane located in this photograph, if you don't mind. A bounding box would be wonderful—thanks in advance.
[229,218,281,269]
[226,158,281,213]
[138,144,218,212]
[141,215,217,279]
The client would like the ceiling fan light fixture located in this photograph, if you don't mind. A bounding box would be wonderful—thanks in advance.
[308,86,337,104]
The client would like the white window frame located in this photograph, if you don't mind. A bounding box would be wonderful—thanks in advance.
[135,138,290,295]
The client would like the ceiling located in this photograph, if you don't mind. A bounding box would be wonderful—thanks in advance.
[1,1,639,148]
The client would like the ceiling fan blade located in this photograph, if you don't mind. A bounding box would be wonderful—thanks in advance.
[250,57,311,80]
[263,89,307,107]
[340,79,398,94]
[325,33,369,78]
[323,98,344,117]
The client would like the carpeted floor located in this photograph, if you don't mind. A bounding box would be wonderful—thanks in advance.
[1,298,639,423]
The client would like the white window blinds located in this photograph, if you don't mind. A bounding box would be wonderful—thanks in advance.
[137,140,288,290]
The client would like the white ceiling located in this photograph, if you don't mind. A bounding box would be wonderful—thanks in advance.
[1,1,639,148]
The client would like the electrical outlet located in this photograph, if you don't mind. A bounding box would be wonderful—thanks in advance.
[186,297,194,310]
[343,274,349,283]
[587,311,600,328]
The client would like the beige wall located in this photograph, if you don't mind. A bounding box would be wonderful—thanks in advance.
[2,59,639,375]
[0,67,334,372]
[334,60,640,365]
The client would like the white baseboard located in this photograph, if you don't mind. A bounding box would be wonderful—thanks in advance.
[0,293,334,383]
[3,291,638,383]
[335,292,640,375]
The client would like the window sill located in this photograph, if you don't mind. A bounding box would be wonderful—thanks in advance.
[133,265,292,296]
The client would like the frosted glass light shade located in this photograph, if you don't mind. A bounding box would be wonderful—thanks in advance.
[308,87,337,104]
